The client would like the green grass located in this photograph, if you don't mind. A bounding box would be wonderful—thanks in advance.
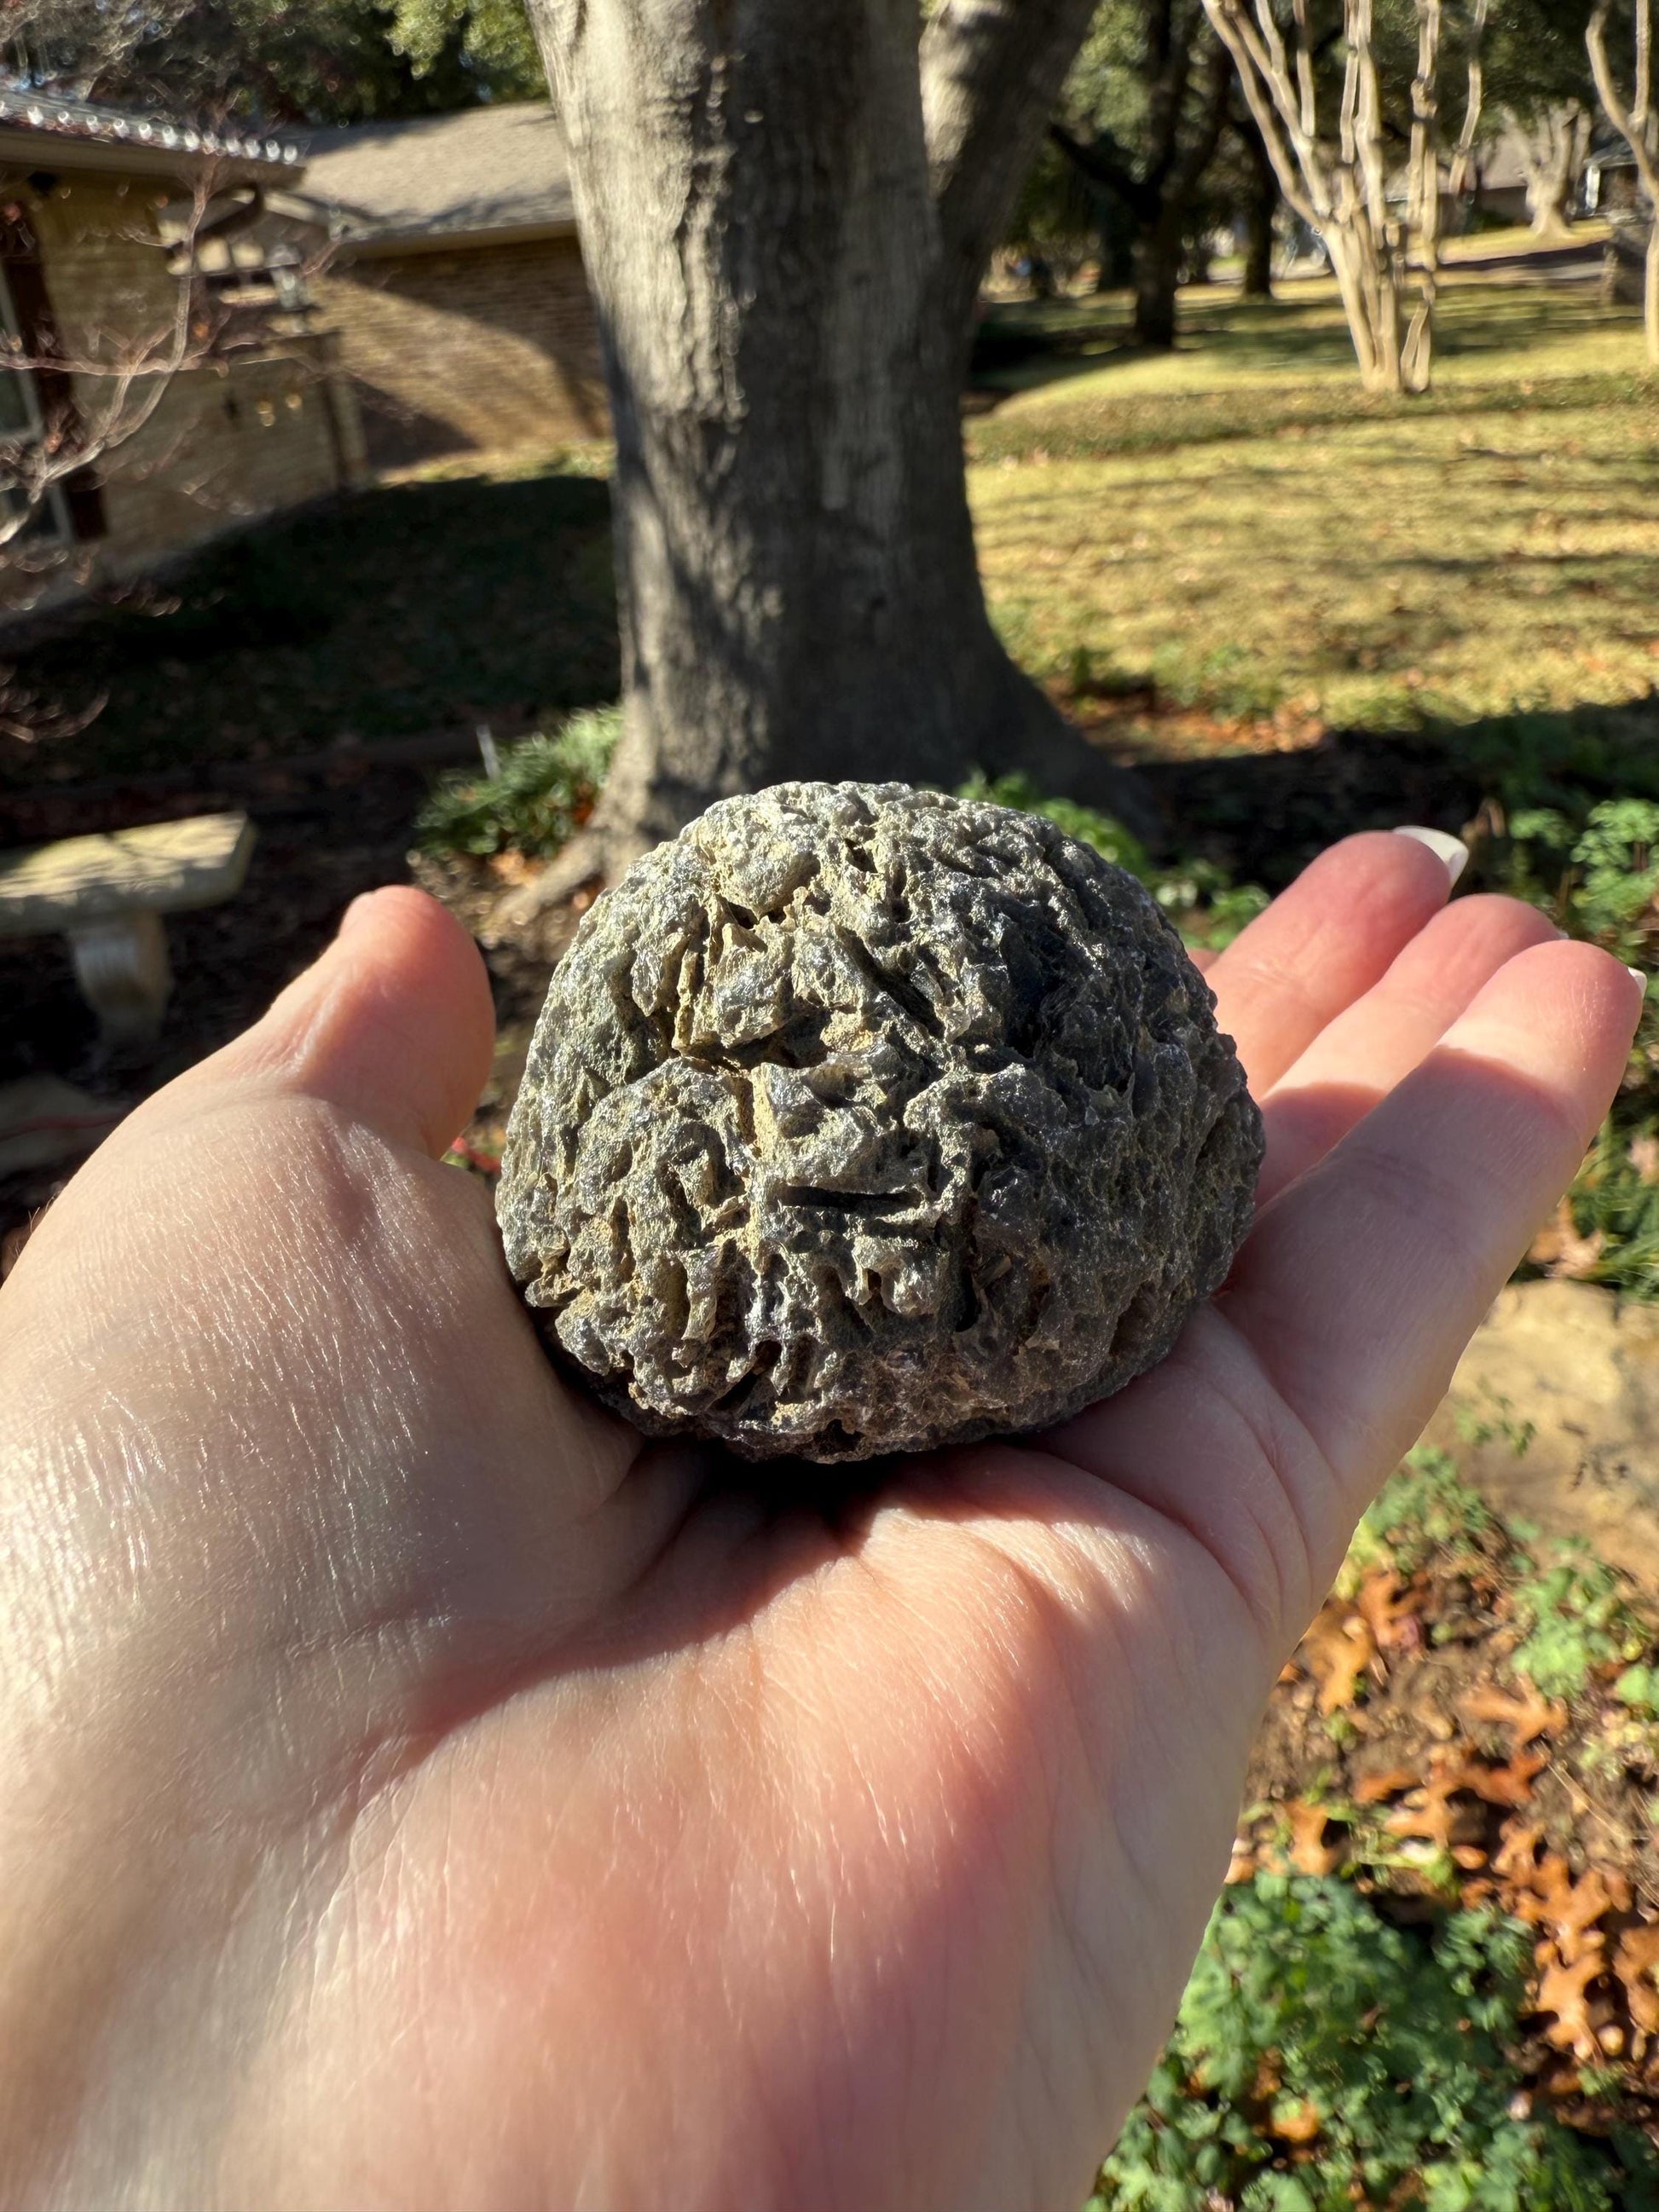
[969,284,1659,738]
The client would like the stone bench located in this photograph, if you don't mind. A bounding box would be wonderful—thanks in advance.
[0,812,256,1046]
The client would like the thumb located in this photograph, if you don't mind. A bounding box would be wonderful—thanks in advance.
[196,886,496,1160]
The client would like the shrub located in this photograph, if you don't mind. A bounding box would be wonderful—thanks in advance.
[413,706,621,861]
[957,770,1270,950]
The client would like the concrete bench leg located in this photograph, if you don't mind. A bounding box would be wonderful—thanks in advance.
[66,910,173,1047]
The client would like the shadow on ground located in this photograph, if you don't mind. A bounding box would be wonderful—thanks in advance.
[0,463,620,791]
[1136,691,1659,890]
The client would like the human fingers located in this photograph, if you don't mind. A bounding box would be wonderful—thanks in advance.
[1254,893,1562,1206]
[1203,829,1464,1094]
[1222,940,1641,1557]
[190,883,496,1159]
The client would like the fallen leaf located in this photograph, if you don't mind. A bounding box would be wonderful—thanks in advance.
[1385,1758,1484,1852]
[1511,1854,1630,1965]
[1615,1924,1659,2036]
[1459,1683,1568,1747]
[1354,1764,1422,1805]
[1299,1601,1375,1715]
[1536,1945,1604,2059]
[1269,2099,1322,2146]
[1287,1799,1343,1877]
[1456,1747,1546,1809]
[1528,1197,1604,1279]
[1356,1569,1422,1655]
[1494,1822,1546,1884]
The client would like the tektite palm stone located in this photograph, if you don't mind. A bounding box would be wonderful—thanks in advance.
[498,783,1263,1460]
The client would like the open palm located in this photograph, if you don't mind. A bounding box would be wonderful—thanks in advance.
[0,833,1639,2212]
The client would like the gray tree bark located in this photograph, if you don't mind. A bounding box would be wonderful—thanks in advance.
[526,0,1155,868]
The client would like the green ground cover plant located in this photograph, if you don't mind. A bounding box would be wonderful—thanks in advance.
[1092,1448,1659,2209]
[1092,1876,1659,2211]
[413,708,621,860]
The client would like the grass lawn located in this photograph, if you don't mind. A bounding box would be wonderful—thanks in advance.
[969,274,1659,739]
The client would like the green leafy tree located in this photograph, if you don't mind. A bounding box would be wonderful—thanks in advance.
[7,0,541,124]
[1049,0,1239,344]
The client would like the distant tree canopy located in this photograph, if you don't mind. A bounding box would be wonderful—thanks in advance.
[5,0,543,124]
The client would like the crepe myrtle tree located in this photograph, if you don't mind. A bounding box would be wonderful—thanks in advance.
[1587,0,1659,363]
[1205,0,1490,393]
[515,0,1157,874]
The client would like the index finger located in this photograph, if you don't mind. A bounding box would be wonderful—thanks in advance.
[1204,831,1463,1095]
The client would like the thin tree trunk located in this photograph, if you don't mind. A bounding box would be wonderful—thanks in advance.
[1241,119,1278,296]
[1587,0,1659,367]
[530,0,1154,859]
[1205,0,1426,393]
[1095,205,1136,290]
[1132,221,1183,344]
[1530,108,1575,240]
[1400,0,1443,393]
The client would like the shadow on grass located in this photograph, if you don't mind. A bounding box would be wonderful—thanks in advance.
[1136,691,1659,889]
[0,463,621,791]
[969,278,1648,416]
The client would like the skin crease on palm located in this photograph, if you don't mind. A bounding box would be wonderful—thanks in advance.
[0,830,1643,2212]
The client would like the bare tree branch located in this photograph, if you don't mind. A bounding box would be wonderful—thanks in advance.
[920,0,1105,341]
[1205,0,1452,392]
[1049,120,1154,218]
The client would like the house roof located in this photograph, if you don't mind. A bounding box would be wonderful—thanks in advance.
[0,86,302,183]
[280,102,576,254]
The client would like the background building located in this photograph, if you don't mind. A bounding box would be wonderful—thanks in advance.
[0,89,364,602]
[277,102,607,469]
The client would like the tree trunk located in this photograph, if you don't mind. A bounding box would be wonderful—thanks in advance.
[1132,220,1183,344]
[1205,0,1427,397]
[1328,222,1405,392]
[1647,218,1659,368]
[531,0,1153,859]
[1523,106,1584,240]
[1240,121,1278,297]
[1095,206,1136,291]
[1399,0,1442,395]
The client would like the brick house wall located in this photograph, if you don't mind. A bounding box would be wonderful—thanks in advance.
[0,170,361,600]
[314,231,608,466]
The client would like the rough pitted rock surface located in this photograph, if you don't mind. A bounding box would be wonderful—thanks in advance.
[498,783,1263,1461]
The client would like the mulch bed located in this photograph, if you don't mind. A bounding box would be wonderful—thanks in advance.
[1236,1520,1659,2159]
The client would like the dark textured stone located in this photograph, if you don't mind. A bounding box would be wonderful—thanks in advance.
[498,782,1263,1461]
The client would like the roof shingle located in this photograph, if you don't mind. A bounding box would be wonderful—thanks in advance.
[285,101,575,246]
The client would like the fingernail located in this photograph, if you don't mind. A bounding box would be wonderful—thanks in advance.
[1393,825,1469,885]
[1629,966,1648,994]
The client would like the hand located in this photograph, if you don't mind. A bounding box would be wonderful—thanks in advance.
[0,836,1639,2212]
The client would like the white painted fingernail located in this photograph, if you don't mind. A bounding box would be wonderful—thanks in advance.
[1629,966,1648,993]
[1393,825,1469,885]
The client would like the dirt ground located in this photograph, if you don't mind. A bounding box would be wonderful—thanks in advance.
[0,738,566,1256]
[1237,1512,1659,2159]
